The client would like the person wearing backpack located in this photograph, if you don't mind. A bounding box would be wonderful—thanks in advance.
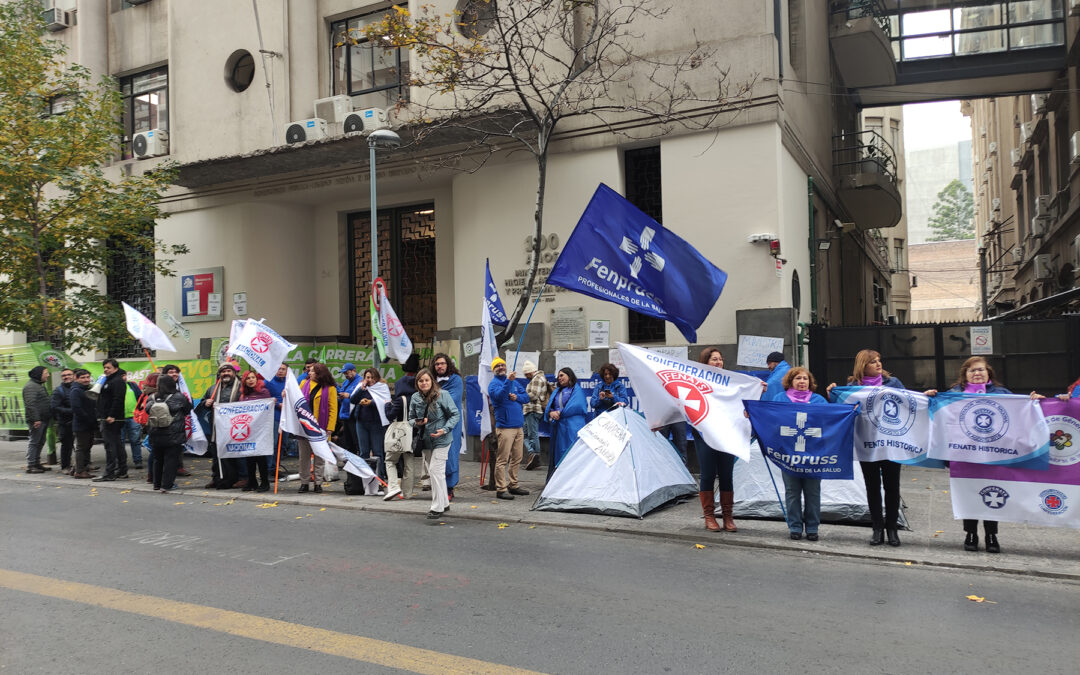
[148,375,192,493]
[409,368,461,519]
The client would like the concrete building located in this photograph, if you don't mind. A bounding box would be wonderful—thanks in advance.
[14,1,915,361]
[908,241,980,323]
[863,106,912,323]
[904,139,973,245]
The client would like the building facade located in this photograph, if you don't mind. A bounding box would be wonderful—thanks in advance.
[21,0,908,361]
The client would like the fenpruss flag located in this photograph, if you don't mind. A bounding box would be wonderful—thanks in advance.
[616,342,761,461]
[227,319,296,380]
[745,399,857,480]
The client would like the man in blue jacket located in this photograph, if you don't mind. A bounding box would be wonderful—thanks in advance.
[487,357,530,500]
[764,351,791,401]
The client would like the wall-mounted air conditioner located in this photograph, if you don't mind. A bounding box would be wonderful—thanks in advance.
[988,141,998,156]
[1031,216,1051,237]
[1031,93,1049,116]
[1020,121,1035,144]
[991,197,1002,212]
[283,118,327,144]
[1035,195,1052,218]
[133,129,168,158]
[343,107,389,134]
[1033,254,1054,280]
[1071,132,1080,165]
[987,272,1002,292]
[1011,148,1022,166]
[313,95,352,125]
[43,7,71,31]
[1073,234,1080,268]
[1072,0,1080,15]
[1012,246,1024,264]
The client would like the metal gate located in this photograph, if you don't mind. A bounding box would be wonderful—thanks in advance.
[808,317,1080,394]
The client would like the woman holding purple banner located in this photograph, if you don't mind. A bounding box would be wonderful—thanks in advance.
[925,356,1042,554]
[826,349,905,547]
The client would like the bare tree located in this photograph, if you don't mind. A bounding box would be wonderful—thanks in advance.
[363,0,753,343]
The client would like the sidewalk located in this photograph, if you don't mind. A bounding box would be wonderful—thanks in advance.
[4,440,1079,580]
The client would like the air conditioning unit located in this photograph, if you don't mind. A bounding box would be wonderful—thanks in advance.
[132,129,168,158]
[343,107,389,134]
[1071,132,1080,165]
[985,159,993,173]
[1035,195,1052,218]
[987,272,1002,292]
[1011,148,1022,166]
[1072,0,1080,16]
[1031,216,1051,237]
[991,197,1002,213]
[988,141,998,156]
[979,125,987,138]
[1012,246,1024,264]
[1020,121,1035,144]
[127,0,154,5]
[1033,254,1054,280]
[1031,93,1049,116]
[283,118,327,144]
[1073,234,1080,268]
[43,7,71,31]
[313,95,352,125]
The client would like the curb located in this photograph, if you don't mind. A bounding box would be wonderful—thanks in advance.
[5,473,1079,583]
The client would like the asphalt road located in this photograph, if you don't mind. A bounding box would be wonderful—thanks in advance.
[2,480,1077,674]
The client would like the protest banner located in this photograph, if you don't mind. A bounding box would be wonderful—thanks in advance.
[213,399,275,457]
[832,386,936,465]
[745,399,857,479]
[928,392,1050,466]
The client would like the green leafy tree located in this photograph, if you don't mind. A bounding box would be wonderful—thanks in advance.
[362,0,752,342]
[927,178,975,242]
[0,0,186,353]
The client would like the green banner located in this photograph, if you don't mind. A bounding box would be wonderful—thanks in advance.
[0,343,80,430]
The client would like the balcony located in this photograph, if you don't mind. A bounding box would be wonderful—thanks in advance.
[833,130,902,230]
[830,1,897,88]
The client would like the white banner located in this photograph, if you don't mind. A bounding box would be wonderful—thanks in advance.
[577,411,631,467]
[281,372,336,465]
[616,342,761,461]
[227,319,296,380]
[555,350,592,380]
[478,289,497,438]
[122,301,176,352]
[177,372,208,456]
[832,386,933,464]
[379,294,413,363]
[928,392,1050,465]
[213,399,275,458]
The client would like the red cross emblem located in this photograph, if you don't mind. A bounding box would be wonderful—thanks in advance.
[1045,495,1062,509]
[251,332,272,354]
[230,414,254,442]
[184,415,192,440]
[387,316,404,338]
[656,370,713,425]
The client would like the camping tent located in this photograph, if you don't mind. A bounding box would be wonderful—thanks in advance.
[727,443,908,526]
[532,408,698,518]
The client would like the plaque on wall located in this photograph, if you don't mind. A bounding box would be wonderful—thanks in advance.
[550,306,587,349]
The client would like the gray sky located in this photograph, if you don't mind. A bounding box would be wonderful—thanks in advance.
[903,100,972,151]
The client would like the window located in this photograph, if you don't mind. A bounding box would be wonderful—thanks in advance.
[893,239,905,271]
[120,67,168,159]
[624,146,667,343]
[331,4,410,110]
[106,225,156,358]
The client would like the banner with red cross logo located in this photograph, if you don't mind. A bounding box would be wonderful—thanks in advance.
[213,399,274,458]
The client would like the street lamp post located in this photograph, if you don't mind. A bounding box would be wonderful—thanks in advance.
[368,129,402,368]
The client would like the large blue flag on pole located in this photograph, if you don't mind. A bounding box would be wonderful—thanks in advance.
[545,184,727,342]
[744,399,858,480]
[485,259,509,327]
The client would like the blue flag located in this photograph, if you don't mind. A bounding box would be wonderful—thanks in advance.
[485,259,508,327]
[744,399,858,480]
[545,184,727,342]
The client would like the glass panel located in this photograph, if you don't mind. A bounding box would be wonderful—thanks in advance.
[1009,23,1064,49]
[133,70,167,94]
[953,4,1004,30]
[372,45,399,89]
[1008,0,1060,23]
[901,9,950,37]
[350,42,373,92]
[332,23,348,96]
[902,35,952,59]
[955,28,1007,54]
[155,89,167,130]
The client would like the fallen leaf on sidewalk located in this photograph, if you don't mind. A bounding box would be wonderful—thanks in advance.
[942,490,949,494]
[528,525,536,529]
[903,562,913,566]
[694,544,706,549]
[295,516,303,519]
[911,478,917,481]
[257,501,278,508]
[319,507,326,511]
[497,523,509,529]
[470,505,478,509]
[120,490,132,494]
[223,499,234,505]
[173,502,186,505]
[121,500,128,503]
[966,595,985,602]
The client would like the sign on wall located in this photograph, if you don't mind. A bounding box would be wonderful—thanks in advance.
[177,266,224,323]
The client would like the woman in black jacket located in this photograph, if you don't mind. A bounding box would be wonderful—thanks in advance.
[149,375,192,494]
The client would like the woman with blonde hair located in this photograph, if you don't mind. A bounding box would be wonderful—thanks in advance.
[827,349,906,547]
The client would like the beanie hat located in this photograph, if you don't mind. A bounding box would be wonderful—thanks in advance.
[491,357,506,369]
[522,360,537,374]
[766,351,786,365]
[28,366,46,383]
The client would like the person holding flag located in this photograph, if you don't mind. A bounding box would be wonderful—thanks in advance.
[297,364,338,494]
[488,357,531,501]
[776,367,830,541]
[924,356,1043,553]
[691,347,740,533]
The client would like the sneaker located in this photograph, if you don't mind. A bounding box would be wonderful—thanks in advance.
[34,465,53,471]
[116,473,129,480]
[508,487,530,496]
[383,488,402,501]
[496,491,515,500]
[426,510,443,519]
[134,463,144,470]
[92,475,116,482]
[789,532,802,540]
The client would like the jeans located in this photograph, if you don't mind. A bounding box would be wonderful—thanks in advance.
[121,418,143,464]
[690,428,735,492]
[102,420,127,477]
[56,422,74,469]
[356,423,386,479]
[860,460,901,529]
[660,422,687,461]
[782,473,822,534]
[523,412,541,458]
[26,423,48,467]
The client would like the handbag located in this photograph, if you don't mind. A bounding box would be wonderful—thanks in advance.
[384,397,413,456]
[412,399,432,457]
[133,393,149,426]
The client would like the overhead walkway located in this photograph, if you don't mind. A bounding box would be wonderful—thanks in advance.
[831,0,1068,106]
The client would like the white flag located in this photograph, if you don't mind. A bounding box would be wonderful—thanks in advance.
[338,443,383,494]
[616,342,762,461]
[477,284,499,438]
[379,294,413,363]
[212,399,275,458]
[176,372,208,456]
[281,373,336,465]
[122,302,176,352]
[227,319,296,380]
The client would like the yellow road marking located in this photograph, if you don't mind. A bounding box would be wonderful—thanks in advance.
[0,568,545,675]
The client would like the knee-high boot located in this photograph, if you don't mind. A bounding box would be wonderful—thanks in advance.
[699,491,720,531]
[719,491,738,532]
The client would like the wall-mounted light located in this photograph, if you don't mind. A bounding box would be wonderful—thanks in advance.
[817,239,832,251]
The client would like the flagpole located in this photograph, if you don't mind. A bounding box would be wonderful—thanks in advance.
[143,348,156,371]
[760,443,787,520]
[511,284,547,371]
[273,430,282,495]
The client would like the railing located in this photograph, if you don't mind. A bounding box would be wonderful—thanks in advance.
[833,129,898,185]
[887,0,1065,62]
[831,0,893,37]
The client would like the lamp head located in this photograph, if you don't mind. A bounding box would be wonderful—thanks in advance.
[368,129,401,150]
